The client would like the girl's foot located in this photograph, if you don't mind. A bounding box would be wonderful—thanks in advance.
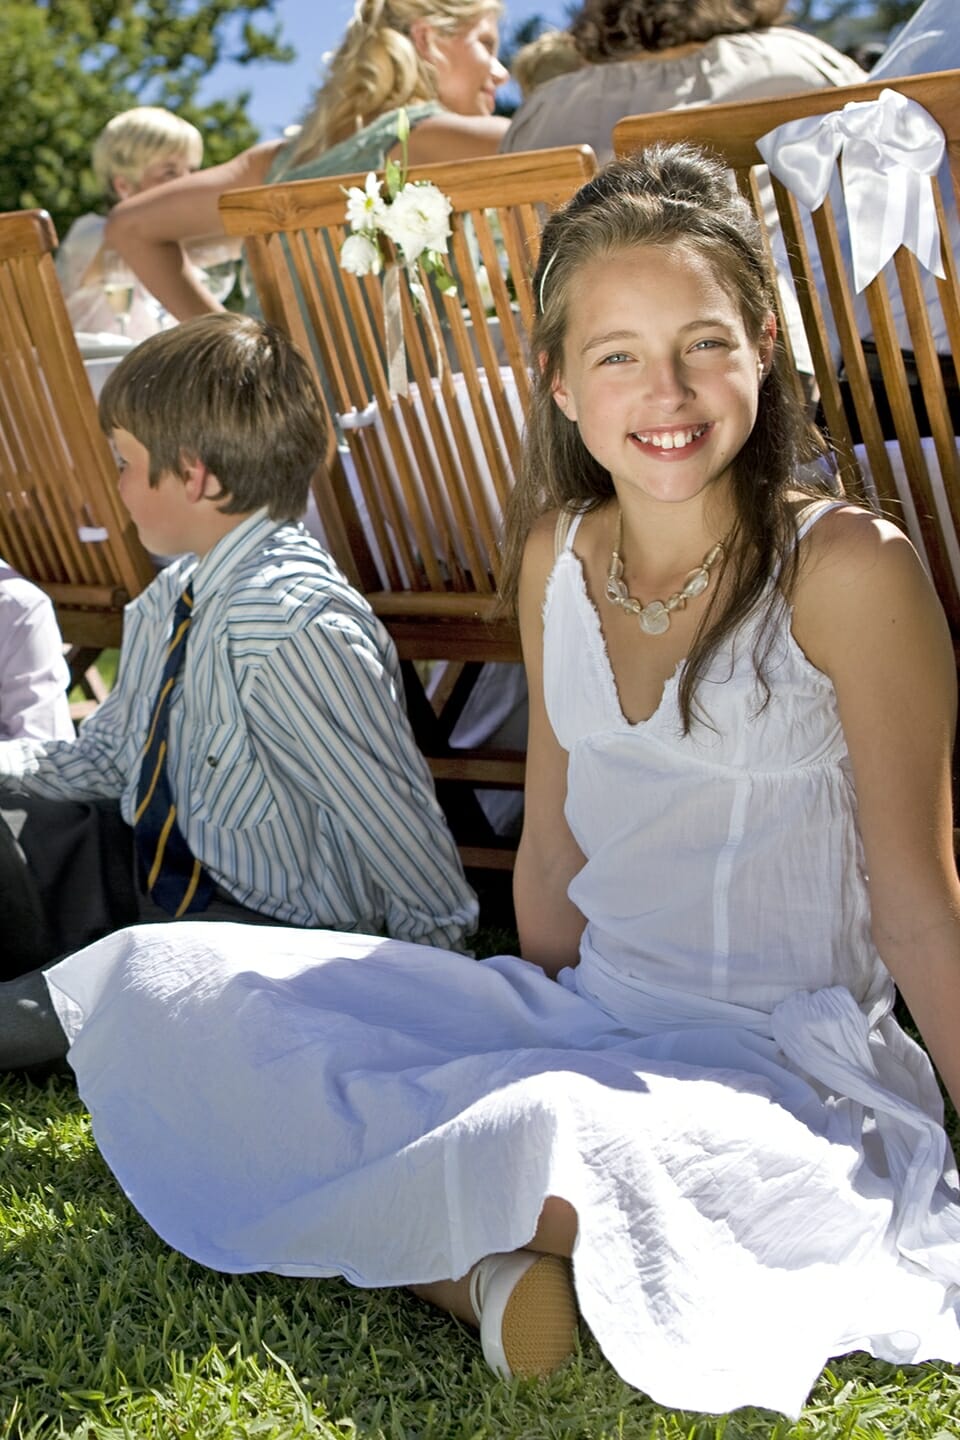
[468,1250,578,1379]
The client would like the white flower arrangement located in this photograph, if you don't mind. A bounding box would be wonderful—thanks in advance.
[339,109,456,297]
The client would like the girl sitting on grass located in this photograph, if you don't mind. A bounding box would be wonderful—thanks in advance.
[38,142,960,1418]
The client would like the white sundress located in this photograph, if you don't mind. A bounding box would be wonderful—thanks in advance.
[46,504,960,1419]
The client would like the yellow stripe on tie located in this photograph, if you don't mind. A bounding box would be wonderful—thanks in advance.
[147,804,179,891]
[165,618,191,661]
[134,740,168,823]
[175,859,204,918]
[141,678,175,760]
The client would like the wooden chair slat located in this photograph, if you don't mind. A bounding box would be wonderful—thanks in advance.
[0,208,153,656]
[613,71,960,646]
[219,146,599,863]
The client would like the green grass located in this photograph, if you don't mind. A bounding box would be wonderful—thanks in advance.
[67,651,119,711]
[2,908,959,1438]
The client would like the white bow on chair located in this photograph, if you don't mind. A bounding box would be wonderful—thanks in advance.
[756,88,947,293]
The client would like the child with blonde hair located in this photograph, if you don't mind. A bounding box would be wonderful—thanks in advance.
[57,106,203,339]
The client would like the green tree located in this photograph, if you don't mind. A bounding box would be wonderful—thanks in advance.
[789,0,921,49]
[0,0,294,239]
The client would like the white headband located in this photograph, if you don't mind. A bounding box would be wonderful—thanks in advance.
[538,249,559,312]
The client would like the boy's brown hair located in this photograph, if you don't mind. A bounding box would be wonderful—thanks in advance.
[99,314,328,522]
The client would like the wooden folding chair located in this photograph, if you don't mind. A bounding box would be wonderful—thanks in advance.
[0,209,153,704]
[220,145,597,866]
[613,69,960,646]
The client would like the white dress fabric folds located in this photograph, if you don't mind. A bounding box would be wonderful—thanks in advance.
[46,508,960,1418]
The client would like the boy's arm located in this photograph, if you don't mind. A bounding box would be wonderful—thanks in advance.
[249,615,478,951]
[0,614,149,801]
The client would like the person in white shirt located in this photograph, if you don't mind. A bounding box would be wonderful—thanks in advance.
[0,563,72,743]
[872,0,959,78]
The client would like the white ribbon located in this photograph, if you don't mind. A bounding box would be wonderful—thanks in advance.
[337,401,378,431]
[756,87,946,293]
[383,261,408,399]
[381,263,447,400]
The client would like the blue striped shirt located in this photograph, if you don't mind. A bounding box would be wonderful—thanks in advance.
[0,511,478,949]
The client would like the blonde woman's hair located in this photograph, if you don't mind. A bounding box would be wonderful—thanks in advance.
[92,106,204,197]
[285,0,503,169]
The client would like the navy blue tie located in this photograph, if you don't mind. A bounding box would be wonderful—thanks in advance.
[134,583,214,917]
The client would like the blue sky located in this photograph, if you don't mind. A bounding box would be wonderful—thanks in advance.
[198,0,575,138]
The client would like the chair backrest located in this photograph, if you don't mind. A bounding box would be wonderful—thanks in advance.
[219,146,598,612]
[0,209,153,647]
[612,69,960,639]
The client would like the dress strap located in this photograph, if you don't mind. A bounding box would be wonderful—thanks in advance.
[793,498,846,546]
[554,508,585,558]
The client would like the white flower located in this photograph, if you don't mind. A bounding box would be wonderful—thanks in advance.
[380,181,452,264]
[344,172,386,233]
[340,232,382,276]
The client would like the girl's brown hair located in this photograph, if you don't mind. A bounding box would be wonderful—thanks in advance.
[500,142,830,730]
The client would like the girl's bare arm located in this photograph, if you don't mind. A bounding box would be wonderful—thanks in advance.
[513,513,587,977]
[794,505,960,1113]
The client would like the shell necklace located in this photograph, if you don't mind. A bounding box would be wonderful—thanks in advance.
[605,507,726,636]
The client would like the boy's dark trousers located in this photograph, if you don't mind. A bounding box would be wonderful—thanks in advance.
[0,794,297,978]
[0,796,139,977]
[0,795,296,1070]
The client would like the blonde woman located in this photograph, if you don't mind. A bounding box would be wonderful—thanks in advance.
[56,106,203,339]
[104,0,508,321]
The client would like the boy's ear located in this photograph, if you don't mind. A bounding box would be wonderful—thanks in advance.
[179,453,216,503]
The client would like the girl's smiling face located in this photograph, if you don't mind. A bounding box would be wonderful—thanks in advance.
[550,241,774,508]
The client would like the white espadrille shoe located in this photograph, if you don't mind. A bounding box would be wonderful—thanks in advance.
[468,1250,578,1380]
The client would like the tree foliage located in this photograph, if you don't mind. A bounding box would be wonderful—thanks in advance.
[0,0,294,239]
[790,0,920,47]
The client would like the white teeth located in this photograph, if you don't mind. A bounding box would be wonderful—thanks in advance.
[635,424,708,449]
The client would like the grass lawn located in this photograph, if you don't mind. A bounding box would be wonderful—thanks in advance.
[2,887,959,1437]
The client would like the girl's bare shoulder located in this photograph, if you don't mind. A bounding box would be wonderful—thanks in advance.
[794,498,922,589]
[791,498,950,668]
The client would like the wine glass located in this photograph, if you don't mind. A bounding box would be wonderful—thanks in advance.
[202,258,240,304]
[100,251,136,336]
